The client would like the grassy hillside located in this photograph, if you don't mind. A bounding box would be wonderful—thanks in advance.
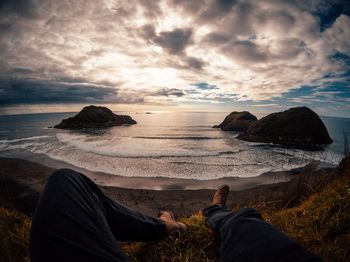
[121,157,350,262]
[0,204,31,262]
[1,157,350,262]
[265,156,350,261]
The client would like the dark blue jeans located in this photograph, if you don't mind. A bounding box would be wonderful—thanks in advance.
[203,205,322,262]
[30,169,166,262]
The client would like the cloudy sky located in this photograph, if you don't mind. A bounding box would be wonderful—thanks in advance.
[0,0,349,117]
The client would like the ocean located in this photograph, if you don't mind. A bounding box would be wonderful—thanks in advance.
[0,111,349,180]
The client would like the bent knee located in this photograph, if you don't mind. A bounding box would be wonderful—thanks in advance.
[47,168,82,186]
[223,208,263,227]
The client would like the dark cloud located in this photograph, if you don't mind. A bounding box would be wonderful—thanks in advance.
[185,89,199,94]
[0,0,38,18]
[199,0,238,20]
[169,0,204,15]
[204,32,232,45]
[308,0,350,31]
[154,88,185,97]
[8,68,36,75]
[140,24,156,41]
[140,25,204,70]
[140,25,194,55]
[153,28,193,55]
[185,56,206,70]
[164,56,206,71]
[218,0,238,9]
[0,78,131,105]
[192,82,218,90]
[139,0,162,18]
[225,2,254,36]
[221,40,268,63]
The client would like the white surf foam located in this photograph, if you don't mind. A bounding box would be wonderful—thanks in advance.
[55,132,235,158]
[0,131,342,180]
[0,135,52,144]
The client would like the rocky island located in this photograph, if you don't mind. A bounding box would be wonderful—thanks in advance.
[54,105,137,129]
[237,107,333,147]
[213,111,257,131]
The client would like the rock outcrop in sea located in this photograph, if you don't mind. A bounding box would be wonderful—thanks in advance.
[213,111,257,131]
[237,107,333,146]
[54,105,137,129]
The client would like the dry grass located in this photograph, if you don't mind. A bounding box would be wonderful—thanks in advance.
[121,212,219,262]
[121,157,350,262]
[0,203,31,262]
[264,157,350,261]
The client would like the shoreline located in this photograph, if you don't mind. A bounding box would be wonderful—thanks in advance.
[0,156,334,216]
[0,151,328,190]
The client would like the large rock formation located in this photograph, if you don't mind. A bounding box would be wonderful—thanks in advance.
[54,105,137,129]
[213,111,257,131]
[238,107,333,146]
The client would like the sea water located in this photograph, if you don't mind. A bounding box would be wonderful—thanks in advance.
[0,111,348,180]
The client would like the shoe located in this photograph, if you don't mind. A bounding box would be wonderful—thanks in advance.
[158,211,187,233]
[211,185,229,206]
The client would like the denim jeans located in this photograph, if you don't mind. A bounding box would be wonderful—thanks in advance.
[30,169,166,262]
[203,205,322,262]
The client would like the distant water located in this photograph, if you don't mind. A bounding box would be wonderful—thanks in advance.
[0,112,349,180]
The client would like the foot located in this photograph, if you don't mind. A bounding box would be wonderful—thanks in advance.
[212,185,229,206]
[158,211,187,233]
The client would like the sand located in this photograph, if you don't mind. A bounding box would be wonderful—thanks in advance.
[0,157,333,217]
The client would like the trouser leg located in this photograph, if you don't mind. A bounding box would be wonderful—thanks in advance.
[30,169,166,262]
[203,206,321,262]
[203,204,233,231]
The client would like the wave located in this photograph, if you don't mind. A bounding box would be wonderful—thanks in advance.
[53,132,231,158]
[46,147,239,159]
[0,138,341,179]
[0,135,52,144]
[218,150,243,155]
[133,136,222,140]
[90,150,240,159]
[34,149,277,179]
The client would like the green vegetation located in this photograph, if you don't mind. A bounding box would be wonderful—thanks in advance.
[1,157,350,262]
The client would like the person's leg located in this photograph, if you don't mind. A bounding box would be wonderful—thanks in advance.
[203,185,234,232]
[204,186,322,262]
[30,169,167,262]
[203,204,232,231]
[204,204,263,229]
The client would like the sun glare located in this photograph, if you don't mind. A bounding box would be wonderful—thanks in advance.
[156,2,192,32]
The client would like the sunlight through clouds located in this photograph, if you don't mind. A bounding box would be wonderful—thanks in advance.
[0,0,349,116]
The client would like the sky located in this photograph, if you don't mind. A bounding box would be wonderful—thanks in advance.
[0,0,350,117]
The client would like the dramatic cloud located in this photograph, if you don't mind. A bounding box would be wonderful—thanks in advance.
[155,88,185,97]
[0,0,349,116]
[0,77,144,105]
[192,82,218,90]
[153,28,193,55]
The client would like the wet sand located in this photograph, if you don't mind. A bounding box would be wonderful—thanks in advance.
[0,157,332,217]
